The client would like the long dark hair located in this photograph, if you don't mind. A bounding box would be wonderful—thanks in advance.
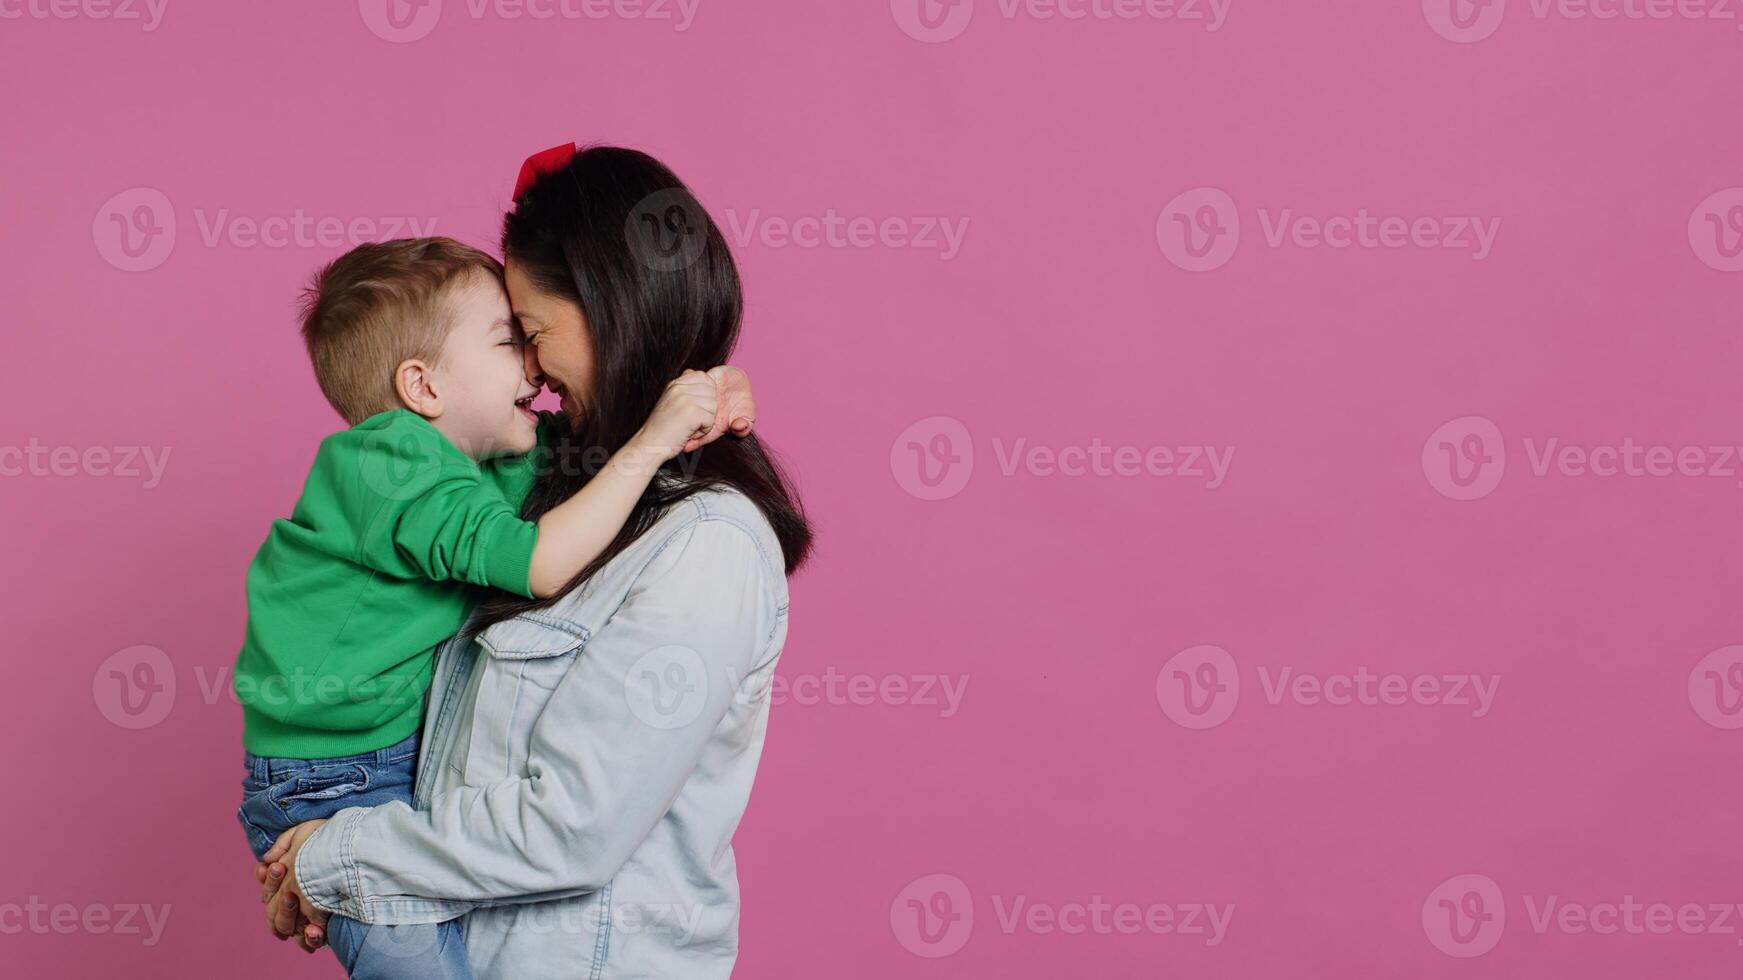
[474,146,811,628]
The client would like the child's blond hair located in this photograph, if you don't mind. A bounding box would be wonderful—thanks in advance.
[299,238,504,425]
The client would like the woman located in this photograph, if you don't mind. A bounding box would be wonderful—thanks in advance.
[256,144,811,979]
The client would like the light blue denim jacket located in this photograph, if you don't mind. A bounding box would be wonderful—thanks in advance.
[295,489,789,979]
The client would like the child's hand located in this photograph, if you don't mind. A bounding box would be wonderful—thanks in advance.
[708,365,757,440]
[630,370,720,464]
[676,366,758,455]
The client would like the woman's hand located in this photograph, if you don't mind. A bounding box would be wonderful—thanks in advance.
[255,820,330,952]
[255,859,326,952]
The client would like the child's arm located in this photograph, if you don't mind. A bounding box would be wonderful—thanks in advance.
[524,369,720,598]
[342,368,753,598]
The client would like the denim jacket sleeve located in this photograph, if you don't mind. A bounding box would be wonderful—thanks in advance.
[294,514,779,923]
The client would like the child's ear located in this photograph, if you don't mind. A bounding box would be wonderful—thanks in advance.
[393,359,443,419]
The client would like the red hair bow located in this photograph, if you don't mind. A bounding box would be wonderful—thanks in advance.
[512,142,577,202]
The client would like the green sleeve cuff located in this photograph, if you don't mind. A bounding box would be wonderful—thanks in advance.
[535,410,564,449]
[482,518,540,599]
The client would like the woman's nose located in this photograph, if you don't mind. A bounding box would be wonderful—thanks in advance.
[521,344,545,387]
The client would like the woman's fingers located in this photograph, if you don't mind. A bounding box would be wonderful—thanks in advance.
[259,861,285,904]
[277,892,301,938]
[262,828,295,864]
[268,890,300,938]
[267,882,323,942]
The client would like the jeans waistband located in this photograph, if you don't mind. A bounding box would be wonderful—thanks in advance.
[244,730,420,781]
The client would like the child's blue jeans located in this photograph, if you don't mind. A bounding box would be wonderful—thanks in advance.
[238,732,472,980]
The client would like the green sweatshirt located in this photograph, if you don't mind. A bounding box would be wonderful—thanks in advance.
[235,409,559,758]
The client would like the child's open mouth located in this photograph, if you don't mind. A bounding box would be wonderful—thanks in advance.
[515,395,537,421]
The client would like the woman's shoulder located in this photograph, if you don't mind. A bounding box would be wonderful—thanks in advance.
[521,488,785,630]
[636,488,784,581]
[490,488,786,643]
[539,487,782,604]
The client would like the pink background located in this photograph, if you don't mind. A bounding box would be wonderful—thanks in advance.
[5,0,1743,975]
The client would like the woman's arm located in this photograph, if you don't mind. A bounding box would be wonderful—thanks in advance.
[286,515,779,925]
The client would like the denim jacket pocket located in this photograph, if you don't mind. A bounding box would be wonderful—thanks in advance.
[465,614,591,780]
[477,612,591,661]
